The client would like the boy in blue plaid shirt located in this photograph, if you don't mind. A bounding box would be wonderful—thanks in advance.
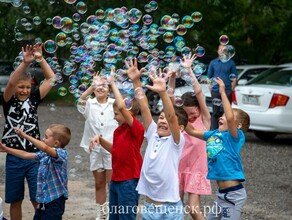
[0,124,71,220]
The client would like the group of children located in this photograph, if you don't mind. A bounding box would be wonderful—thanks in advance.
[0,44,250,220]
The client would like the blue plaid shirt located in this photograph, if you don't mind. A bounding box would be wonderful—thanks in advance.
[35,148,68,203]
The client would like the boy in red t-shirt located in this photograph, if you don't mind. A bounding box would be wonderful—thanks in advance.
[90,74,144,220]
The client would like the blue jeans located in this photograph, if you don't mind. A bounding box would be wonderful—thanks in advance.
[5,154,39,203]
[142,200,184,220]
[109,179,139,220]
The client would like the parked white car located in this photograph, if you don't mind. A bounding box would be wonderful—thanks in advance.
[232,66,292,140]
[236,65,275,85]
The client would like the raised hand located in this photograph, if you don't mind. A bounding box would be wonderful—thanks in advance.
[146,69,167,94]
[180,53,197,69]
[214,77,226,94]
[22,44,35,64]
[125,58,144,82]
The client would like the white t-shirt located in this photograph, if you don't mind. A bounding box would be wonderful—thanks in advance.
[136,120,185,202]
[80,97,118,153]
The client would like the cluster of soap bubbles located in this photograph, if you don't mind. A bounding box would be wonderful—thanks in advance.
[218,35,236,63]
[5,0,208,104]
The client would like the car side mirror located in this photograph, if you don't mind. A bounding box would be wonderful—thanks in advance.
[238,79,247,85]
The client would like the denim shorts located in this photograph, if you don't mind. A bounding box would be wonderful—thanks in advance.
[33,195,66,220]
[109,179,139,220]
[5,154,39,203]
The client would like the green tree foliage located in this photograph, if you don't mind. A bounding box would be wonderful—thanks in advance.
[0,0,291,64]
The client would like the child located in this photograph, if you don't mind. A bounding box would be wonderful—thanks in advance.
[0,124,71,220]
[174,54,212,220]
[79,73,118,219]
[186,77,250,220]
[90,74,144,220]
[125,58,188,219]
[1,43,56,219]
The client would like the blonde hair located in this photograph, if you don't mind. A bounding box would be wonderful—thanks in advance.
[48,124,71,148]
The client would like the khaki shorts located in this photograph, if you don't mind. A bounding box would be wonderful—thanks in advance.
[84,147,112,171]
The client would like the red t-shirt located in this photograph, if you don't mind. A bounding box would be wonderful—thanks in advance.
[111,116,144,181]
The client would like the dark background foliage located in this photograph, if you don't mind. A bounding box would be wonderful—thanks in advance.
[0,0,291,64]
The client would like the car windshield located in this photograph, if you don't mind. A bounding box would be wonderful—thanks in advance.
[248,68,292,86]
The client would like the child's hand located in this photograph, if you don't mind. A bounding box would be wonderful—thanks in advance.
[14,127,26,138]
[125,58,145,82]
[107,67,116,84]
[214,77,226,94]
[89,135,100,152]
[146,69,167,94]
[180,53,197,69]
[33,43,43,62]
[22,44,35,64]
[0,142,7,152]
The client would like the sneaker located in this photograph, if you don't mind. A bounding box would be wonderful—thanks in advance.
[96,202,108,220]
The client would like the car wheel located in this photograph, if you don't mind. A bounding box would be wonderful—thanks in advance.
[254,131,277,141]
[147,91,162,115]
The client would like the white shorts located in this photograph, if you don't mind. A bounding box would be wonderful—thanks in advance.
[84,147,112,171]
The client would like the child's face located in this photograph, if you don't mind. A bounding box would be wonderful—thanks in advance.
[42,128,58,148]
[157,112,171,137]
[218,113,228,132]
[183,105,199,123]
[15,80,32,101]
[113,106,126,125]
[93,78,109,100]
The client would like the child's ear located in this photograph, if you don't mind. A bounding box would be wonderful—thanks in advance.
[237,122,242,129]
[179,124,185,132]
[54,140,61,148]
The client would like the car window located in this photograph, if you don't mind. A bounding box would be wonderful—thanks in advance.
[239,68,269,81]
[252,69,292,86]
[236,69,244,75]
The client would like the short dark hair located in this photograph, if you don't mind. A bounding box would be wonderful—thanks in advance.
[181,92,199,107]
[48,124,71,148]
[174,106,188,127]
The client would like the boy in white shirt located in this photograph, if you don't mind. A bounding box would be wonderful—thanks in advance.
[125,58,188,219]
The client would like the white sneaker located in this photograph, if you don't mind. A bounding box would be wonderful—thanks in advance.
[96,202,108,220]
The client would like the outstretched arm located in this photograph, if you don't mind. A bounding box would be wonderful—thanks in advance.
[90,135,113,153]
[3,45,35,102]
[125,58,152,130]
[109,68,134,127]
[14,127,58,158]
[79,72,99,100]
[185,123,205,140]
[215,77,238,137]
[147,70,181,144]
[35,43,56,99]
[0,142,35,160]
[181,53,211,130]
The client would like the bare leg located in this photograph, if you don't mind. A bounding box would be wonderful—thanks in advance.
[189,193,205,220]
[10,201,22,220]
[92,170,107,204]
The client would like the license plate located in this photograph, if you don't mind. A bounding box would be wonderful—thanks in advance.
[242,95,260,105]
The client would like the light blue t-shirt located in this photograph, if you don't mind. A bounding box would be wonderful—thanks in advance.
[204,129,245,182]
